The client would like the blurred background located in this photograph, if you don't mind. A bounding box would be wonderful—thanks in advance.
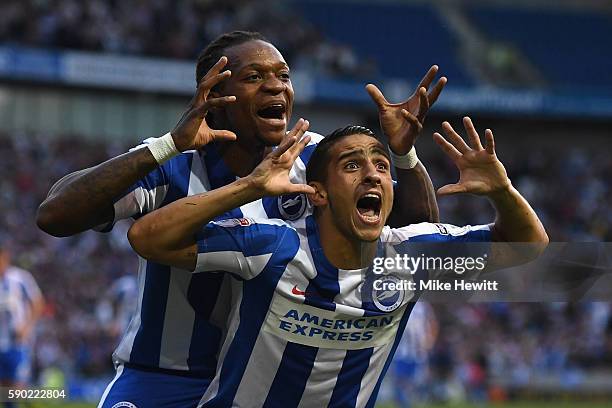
[0,0,611,406]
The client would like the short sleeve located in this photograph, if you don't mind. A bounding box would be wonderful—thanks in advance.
[194,218,290,280]
[18,270,43,306]
[386,222,492,244]
[383,222,492,279]
[94,142,178,232]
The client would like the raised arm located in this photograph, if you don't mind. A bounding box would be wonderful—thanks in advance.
[434,117,549,266]
[127,120,314,271]
[36,57,237,237]
[366,65,447,226]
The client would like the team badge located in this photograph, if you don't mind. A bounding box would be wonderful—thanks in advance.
[278,193,307,221]
[112,402,138,408]
[372,275,405,312]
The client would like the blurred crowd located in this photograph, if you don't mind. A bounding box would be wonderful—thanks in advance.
[0,0,375,78]
[0,130,611,403]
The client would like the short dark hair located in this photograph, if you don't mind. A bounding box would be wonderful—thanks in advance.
[306,125,378,184]
[195,31,269,85]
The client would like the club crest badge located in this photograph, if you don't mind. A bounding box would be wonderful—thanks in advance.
[372,275,405,312]
[278,193,307,221]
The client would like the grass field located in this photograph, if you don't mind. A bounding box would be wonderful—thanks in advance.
[22,402,612,408]
[380,404,612,408]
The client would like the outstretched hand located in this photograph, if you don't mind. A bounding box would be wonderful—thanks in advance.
[366,65,447,155]
[248,119,316,197]
[171,56,237,151]
[434,117,510,197]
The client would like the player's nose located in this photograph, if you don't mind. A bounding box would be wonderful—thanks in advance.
[261,76,286,93]
[363,162,382,185]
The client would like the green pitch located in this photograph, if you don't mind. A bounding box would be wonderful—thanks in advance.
[378,403,612,408]
[24,402,612,408]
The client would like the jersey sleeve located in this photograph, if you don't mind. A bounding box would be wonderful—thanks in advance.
[194,218,290,280]
[18,270,43,307]
[94,141,174,232]
[384,222,492,278]
[385,222,492,243]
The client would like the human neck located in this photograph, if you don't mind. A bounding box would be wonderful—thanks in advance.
[216,138,267,177]
[315,212,377,270]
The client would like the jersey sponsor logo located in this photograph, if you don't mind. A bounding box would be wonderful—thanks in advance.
[263,295,404,350]
[291,285,307,296]
[211,218,254,228]
[278,193,307,221]
[112,402,138,408]
[434,223,449,235]
[372,275,405,312]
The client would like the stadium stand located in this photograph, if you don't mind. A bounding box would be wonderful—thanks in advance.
[0,0,374,78]
[466,6,612,90]
[293,0,474,84]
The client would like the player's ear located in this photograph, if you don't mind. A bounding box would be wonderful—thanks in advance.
[307,181,327,207]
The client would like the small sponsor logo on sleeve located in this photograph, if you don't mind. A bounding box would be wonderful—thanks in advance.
[212,218,254,228]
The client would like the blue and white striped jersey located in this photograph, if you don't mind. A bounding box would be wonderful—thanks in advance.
[194,216,491,407]
[106,132,322,373]
[97,274,138,340]
[394,301,436,364]
[0,266,43,351]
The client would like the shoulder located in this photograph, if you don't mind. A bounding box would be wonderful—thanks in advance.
[287,130,324,183]
[6,267,40,293]
[305,131,325,144]
[299,131,324,163]
[203,217,296,250]
[198,217,299,262]
[381,222,492,244]
[7,266,34,281]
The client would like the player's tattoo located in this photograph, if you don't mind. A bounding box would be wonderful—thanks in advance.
[37,147,160,236]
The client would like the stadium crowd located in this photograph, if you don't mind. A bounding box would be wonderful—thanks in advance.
[0,130,610,403]
[0,0,374,78]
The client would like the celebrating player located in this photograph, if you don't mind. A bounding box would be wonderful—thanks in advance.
[0,239,44,408]
[36,31,446,407]
[127,118,548,407]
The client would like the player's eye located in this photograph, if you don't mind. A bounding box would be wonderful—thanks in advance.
[344,162,359,170]
[376,161,389,171]
[279,72,291,81]
[245,73,262,81]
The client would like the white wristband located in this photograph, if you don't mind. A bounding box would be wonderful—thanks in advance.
[147,133,180,164]
[389,146,419,169]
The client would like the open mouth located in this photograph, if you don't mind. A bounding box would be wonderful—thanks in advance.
[257,104,286,121]
[356,192,382,224]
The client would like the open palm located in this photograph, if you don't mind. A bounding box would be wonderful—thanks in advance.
[249,119,315,197]
[171,56,238,151]
[366,65,447,155]
[434,117,510,196]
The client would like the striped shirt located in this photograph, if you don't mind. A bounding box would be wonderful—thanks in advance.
[194,216,491,407]
[0,266,42,351]
[394,301,436,363]
[105,132,322,373]
[97,275,138,338]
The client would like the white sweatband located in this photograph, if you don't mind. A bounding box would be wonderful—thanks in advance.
[147,133,180,164]
[389,146,419,169]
